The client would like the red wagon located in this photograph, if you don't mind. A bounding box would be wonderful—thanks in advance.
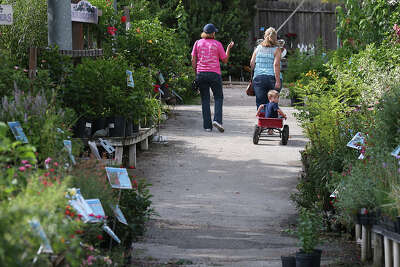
[253,112,289,145]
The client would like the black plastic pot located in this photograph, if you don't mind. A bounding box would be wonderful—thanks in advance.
[296,252,314,267]
[312,249,322,267]
[74,117,92,138]
[108,116,126,137]
[125,119,133,137]
[281,255,295,267]
[92,117,108,135]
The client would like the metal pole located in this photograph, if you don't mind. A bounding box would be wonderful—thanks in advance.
[47,0,72,50]
[277,0,306,32]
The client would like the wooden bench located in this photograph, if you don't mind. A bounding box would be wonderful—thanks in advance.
[76,127,157,167]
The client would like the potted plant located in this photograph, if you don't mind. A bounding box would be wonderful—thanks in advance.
[295,208,323,267]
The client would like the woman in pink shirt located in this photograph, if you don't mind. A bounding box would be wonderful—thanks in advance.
[191,24,234,132]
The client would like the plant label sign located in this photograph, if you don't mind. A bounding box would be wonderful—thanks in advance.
[88,141,101,160]
[63,140,76,165]
[71,1,98,24]
[105,167,132,189]
[68,189,95,223]
[102,225,121,244]
[29,220,53,254]
[111,204,128,225]
[346,132,365,150]
[99,138,115,154]
[391,145,400,158]
[158,72,165,85]
[0,5,13,25]
[86,199,105,221]
[126,70,135,88]
[7,121,28,143]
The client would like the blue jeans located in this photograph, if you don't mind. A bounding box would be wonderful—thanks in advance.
[196,72,223,129]
[253,74,282,109]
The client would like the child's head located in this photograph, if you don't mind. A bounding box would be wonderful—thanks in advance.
[268,90,280,103]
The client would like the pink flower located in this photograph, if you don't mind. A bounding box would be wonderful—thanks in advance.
[87,255,95,265]
[25,164,32,168]
[19,166,26,172]
[107,26,117,36]
[45,157,52,164]
[44,172,50,177]
[21,160,29,164]
[54,162,59,167]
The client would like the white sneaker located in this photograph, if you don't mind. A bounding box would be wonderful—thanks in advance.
[205,128,212,132]
[212,121,224,133]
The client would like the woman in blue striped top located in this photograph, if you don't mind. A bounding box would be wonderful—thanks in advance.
[250,27,282,109]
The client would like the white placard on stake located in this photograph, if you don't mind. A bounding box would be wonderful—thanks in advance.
[8,121,28,143]
[391,145,400,158]
[88,141,101,160]
[105,167,132,189]
[126,70,134,88]
[86,199,105,219]
[63,140,76,165]
[29,220,53,254]
[0,5,13,25]
[102,224,121,244]
[112,205,128,225]
[99,138,115,154]
[346,132,365,150]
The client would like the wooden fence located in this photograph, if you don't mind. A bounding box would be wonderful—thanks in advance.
[253,1,338,50]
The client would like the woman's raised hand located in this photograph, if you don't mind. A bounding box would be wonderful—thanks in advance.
[228,41,235,49]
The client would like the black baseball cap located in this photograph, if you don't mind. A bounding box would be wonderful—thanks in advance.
[203,24,218,34]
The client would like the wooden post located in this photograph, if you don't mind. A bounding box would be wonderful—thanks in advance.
[28,47,37,80]
[140,138,149,151]
[393,242,400,267]
[114,146,123,166]
[384,236,393,267]
[374,233,384,267]
[72,22,84,50]
[361,225,368,262]
[128,144,136,168]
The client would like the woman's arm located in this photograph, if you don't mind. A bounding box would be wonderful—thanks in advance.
[191,55,197,73]
[221,41,234,64]
[250,50,257,71]
[273,48,282,88]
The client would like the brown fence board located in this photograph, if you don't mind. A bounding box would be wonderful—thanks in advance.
[253,0,338,50]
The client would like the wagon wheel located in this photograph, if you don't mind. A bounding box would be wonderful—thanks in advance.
[253,125,260,144]
[281,125,289,145]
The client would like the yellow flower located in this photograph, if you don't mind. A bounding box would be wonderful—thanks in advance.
[147,40,153,44]
[61,237,65,243]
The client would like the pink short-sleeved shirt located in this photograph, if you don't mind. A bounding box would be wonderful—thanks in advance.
[191,39,227,75]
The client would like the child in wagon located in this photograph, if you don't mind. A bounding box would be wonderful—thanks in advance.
[257,90,287,119]
[257,89,287,135]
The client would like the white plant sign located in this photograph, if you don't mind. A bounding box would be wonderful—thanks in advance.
[0,5,13,25]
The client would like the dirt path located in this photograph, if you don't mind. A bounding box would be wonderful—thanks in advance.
[131,85,307,266]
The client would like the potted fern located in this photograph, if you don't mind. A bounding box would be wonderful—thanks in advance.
[295,208,323,267]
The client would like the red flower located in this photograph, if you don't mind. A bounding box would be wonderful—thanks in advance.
[50,168,55,172]
[97,235,103,240]
[70,234,75,239]
[164,83,169,88]
[133,180,138,188]
[77,214,83,219]
[129,165,135,169]
[65,210,71,215]
[121,15,127,23]
[153,84,160,93]
[107,26,117,36]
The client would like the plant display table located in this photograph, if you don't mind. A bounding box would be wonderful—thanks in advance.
[355,223,400,266]
[76,127,157,167]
